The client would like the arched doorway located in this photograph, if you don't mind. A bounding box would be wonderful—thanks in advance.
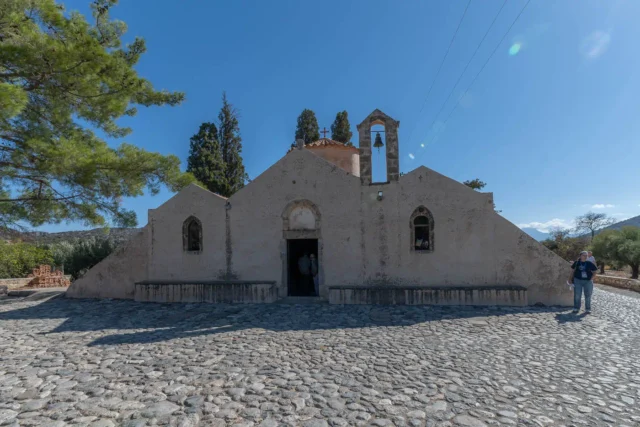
[282,200,321,297]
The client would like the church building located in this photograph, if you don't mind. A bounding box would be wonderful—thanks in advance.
[67,110,572,306]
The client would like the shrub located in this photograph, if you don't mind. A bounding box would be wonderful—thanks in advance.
[592,227,640,279]
[0,241,54,279]
[47,237,117,280]
[542,236,589,262]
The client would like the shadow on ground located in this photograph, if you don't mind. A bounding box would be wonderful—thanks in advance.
[554,312,588,324]
[0,295,582,347]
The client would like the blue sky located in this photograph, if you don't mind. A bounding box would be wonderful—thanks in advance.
[43,0,640,233]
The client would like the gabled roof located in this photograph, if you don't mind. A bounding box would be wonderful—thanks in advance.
[357,109,400,130]
[151,183,227,216]
[287,138,358,153]
[231,146,360,203]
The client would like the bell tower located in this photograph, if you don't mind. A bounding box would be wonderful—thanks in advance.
[356,109,400,185]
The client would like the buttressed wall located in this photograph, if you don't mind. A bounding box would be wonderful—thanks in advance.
[66,227,149,299]
[67,109,572,306]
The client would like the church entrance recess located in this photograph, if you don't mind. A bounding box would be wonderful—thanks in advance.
[287,239,318,297]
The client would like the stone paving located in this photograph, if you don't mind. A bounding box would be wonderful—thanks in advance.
[1,287,639,427]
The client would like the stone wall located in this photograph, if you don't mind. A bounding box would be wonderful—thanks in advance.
[67,110,575,306]
[0,278,32,290]
[329,285,528,306]
[147,185,228,282]
[595,275,640,292]
[0,274,72,290]
[24,265,70,288]
[69,148,574,306]
[134,281,278,303]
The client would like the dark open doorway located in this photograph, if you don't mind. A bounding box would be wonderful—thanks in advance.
[287,239,318,296]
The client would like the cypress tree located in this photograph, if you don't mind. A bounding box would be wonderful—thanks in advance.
[187,93,248,198]
[331,111,353,145]
[294,109,320,145]
[186,123,226,195]
[217,93,248,197]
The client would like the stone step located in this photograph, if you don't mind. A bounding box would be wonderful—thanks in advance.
[134,281,278,303]
[328,285,528,306]
[275,296,329,305]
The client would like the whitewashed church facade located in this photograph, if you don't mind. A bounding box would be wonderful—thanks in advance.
[68,110,572,306]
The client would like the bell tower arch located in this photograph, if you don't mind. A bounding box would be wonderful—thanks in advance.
[356,109,400,185]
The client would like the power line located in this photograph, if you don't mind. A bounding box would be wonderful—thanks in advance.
[407,0,473,142]
[418,0,509,144]
[439,0,532,131]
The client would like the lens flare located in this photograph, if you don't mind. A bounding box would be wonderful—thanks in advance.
[509,43,522,56]
[580,31,611,59]
[408,153,415,160]
[420,143,425,148]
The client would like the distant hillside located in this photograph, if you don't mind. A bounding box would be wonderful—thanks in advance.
[601,214,640,232]
[578,214,640,238]
[1,227,140,246]
[522,214,640,242]
[522,228,550,241]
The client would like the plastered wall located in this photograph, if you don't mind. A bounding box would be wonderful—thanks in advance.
[66,227,149,299]
[68,147,572,306]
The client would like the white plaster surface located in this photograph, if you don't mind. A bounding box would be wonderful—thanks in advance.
[68,112,573,306]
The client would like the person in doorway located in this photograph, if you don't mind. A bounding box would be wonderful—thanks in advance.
[570,251,598,314]
[310,253,319,296]
[298,253,312,294]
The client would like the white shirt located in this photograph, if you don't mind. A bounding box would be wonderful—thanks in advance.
[587,256,596,265]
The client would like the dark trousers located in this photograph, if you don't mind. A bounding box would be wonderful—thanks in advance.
[300,274,313,294]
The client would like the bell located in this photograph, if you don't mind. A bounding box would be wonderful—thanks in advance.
[373,131,384,152]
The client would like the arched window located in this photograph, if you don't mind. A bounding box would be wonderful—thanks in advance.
[182,216,202,252]
[410,207,434,252]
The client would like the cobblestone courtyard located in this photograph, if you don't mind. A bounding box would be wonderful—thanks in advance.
[1,287,639,427]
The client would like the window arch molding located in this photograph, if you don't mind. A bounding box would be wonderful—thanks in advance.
[281,199,321,239]
[182,216,203,252]
[410,206,434,252]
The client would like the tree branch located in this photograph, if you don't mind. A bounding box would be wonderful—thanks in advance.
[0,193,81,203]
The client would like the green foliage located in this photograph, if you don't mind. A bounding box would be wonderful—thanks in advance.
[186,122,225,195]
[0,240,53,279]
[541,230,589,262]
[463,179,487,191]
[47,236,117,280]
[0,0,194,231]
[295,109,319,145]
[186,93,247,198]
[330,111,353,145]
[591,227,640,279]
[217,93,247,197]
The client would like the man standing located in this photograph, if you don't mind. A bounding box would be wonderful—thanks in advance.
[298,253,312,295]
[587,251,596,265]
[570,251,598,314]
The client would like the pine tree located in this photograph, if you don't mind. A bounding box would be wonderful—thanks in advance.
[0,0,193,231]
[217,93,247,197]
[331,111,353,145]
[186,123,226,195]
[295,109,320,145]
